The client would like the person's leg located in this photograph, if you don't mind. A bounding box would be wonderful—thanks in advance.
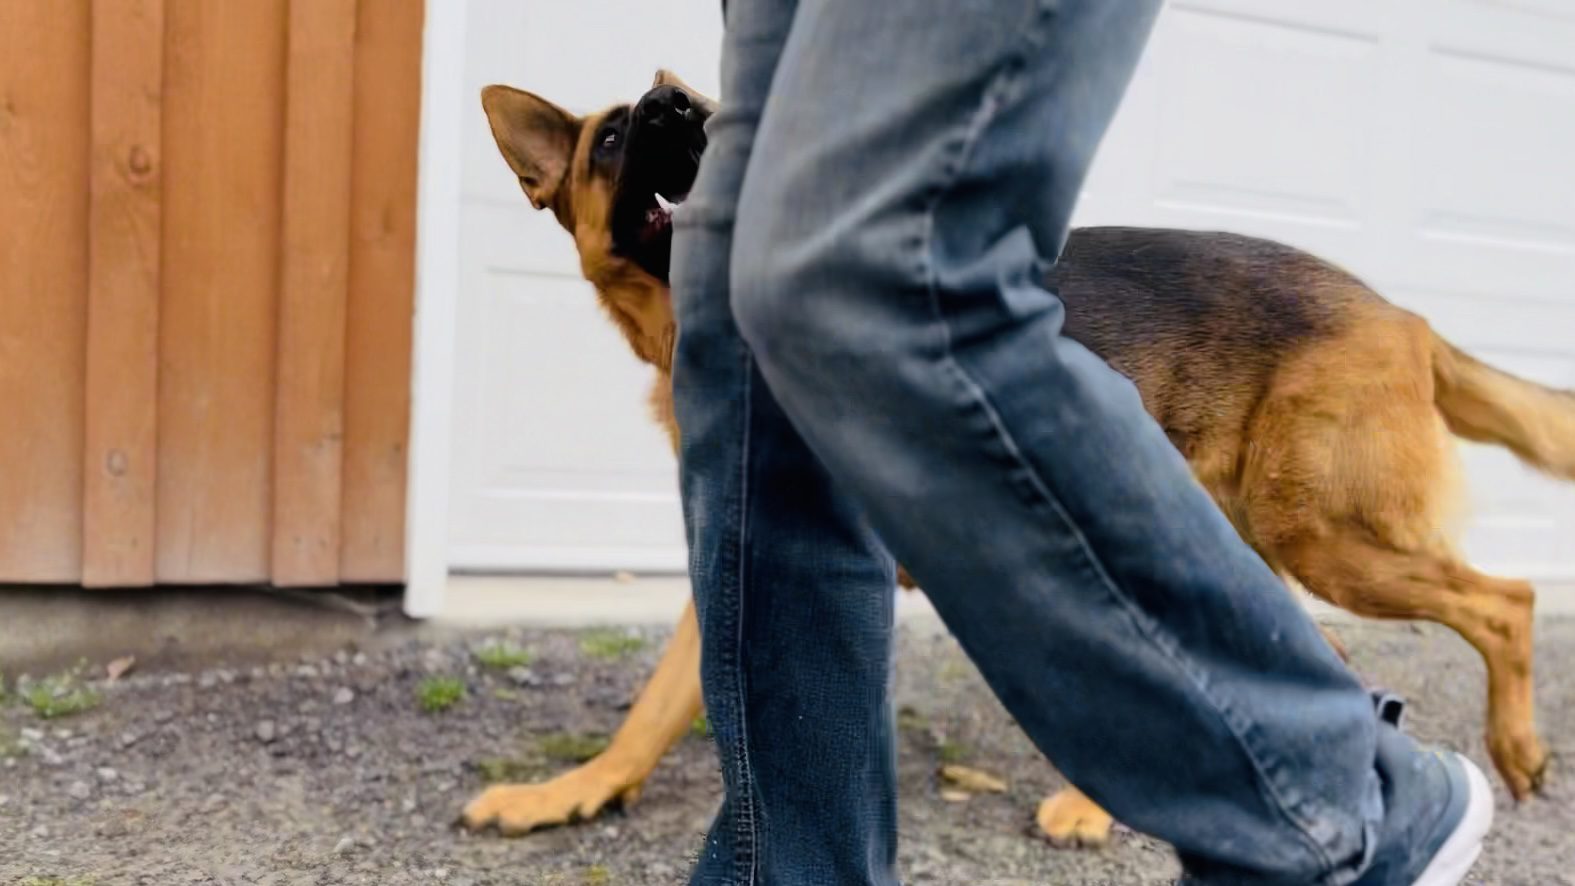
[671,2,901,883]
[729,0,1478,881]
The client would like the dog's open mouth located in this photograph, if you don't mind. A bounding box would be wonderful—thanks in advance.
[641,192,687,243]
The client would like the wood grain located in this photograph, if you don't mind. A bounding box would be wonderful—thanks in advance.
[82,0,165,587]
[1,0,425,587]
[271,0,358,586]
[0,1,92,581]
[341,0,424,582]
[156,0,288,582]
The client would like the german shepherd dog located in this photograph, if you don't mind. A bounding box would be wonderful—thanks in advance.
[462,71,1573,845]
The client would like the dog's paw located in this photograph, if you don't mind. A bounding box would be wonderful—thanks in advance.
[1036,786,1114,850]
[1488,729,1549,801]
[459,766,642,836]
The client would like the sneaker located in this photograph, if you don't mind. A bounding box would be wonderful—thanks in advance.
[1355,693,1495,885]
[1409,753,1493,886]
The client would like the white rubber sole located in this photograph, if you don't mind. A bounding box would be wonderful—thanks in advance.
[1411,754,1494,886]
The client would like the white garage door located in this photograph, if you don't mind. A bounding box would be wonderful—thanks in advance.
[449,0,1575,584]
[448,1,722,571]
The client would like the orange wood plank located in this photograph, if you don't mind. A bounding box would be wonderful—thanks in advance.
[0,1,92,582]
[82,0,165,587]
[156,0,287,582]
[341,0,425,583]
[271,0,358,586]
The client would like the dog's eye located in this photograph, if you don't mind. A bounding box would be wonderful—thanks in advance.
[600,129,619,150]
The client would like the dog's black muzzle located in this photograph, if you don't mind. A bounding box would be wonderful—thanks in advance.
[610,85,712,284]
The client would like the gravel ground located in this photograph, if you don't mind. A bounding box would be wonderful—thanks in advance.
[2,614,1571,885]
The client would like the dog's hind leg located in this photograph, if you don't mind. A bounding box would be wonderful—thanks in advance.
[459,600,703,835]
[1281,532,1547,799]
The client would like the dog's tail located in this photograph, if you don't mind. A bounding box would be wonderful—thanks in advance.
[1433,331,1575,481]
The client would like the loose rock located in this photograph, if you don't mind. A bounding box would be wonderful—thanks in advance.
[938,763,1008,794]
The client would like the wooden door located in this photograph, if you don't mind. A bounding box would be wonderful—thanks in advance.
[0,0,425,587]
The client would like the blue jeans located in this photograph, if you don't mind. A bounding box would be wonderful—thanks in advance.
[671,1,1462,883]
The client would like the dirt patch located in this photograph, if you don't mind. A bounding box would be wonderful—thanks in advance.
[2,617,1572,885]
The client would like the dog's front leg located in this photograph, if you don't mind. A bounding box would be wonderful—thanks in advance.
[460,600,703,835]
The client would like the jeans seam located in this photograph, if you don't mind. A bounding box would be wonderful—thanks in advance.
[913,6,1338,875]
[731,350,760,886]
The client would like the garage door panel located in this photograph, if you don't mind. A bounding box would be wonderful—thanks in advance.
[1471,0,1575,24]
[1169,0,1385,40]
[448,217,679,570]
[1406,48,1575,288]
[476,281,670,485]
[1432,0,1575,66]
[1154,6,1380,229]
[469,201,583,283]
[451,491,683,573]
[453,271,671,485]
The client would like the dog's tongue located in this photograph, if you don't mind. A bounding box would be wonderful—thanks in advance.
[640,193,686,243]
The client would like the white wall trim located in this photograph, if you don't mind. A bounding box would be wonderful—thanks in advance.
[402,0,470,618]
[451,543,687,575]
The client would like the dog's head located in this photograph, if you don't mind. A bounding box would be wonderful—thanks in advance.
[480,70,714,291]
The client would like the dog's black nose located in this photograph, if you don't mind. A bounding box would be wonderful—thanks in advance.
[640,85,693,126]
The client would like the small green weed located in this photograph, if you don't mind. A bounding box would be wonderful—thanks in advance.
[690,714,711,738]
[20,877,96,886]
[583,865,612,886]
[474,641,532,670]
[937,657,972,684]
[937,739,972,765]
[416,677,466,713]
[896,705,929,733]
[25,664,102,720]
[475,757,544,783]
[538,732,611,763]
[578,629,646,660]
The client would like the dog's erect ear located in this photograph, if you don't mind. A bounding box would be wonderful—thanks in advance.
[652,69,719,116]
[480,85,580,211]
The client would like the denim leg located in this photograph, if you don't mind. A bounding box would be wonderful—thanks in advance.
[672,2,901,884]
[729,1,1396,882]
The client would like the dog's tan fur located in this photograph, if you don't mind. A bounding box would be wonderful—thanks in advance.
[462,71,1568,843]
